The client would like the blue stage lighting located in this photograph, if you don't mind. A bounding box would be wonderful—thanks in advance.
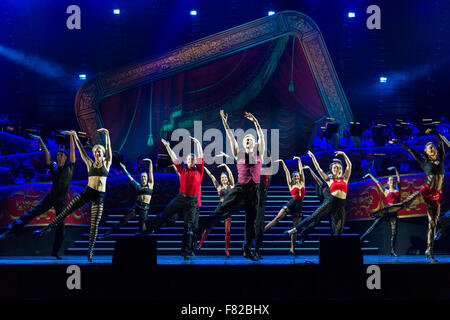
[190,10,197,16]
[79,74,87,80]
[268,11,275,16]
[348,12,356,18]
[379,77,387,83]
[113,9,120,15]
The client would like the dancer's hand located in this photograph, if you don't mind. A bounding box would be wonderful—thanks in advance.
[215,151,230,159]
[387,167,396,171]
[97,128,109,135]
[388,139,398,144]
[307,151,314,158]
[363,174,371,179]
[119,163,126,170]
[161,138,169,146]
[220,110,228,122]
[217,164,226,168]
[293,156,301,160]
[29,134,41,140]
[244,112,257,123]
[287,228,297,235]
[334,151,345,157]
[303,165,310,170]
[274,159,284,163]
[189,136,200,145]
[143,158,152,163]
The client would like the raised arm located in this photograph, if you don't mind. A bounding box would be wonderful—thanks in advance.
[61,131,76,164]
[393,139,423,166]
[335,151,352,182]
[245,112,265,164]
[307,151,329,182]
[426,128,446,161]
[363,173,387,196]
[220,110,239,158]
[143,158,154,186]
[217,163,235,187]
[119,163,139,189]
[190,136,203,159]
[303,165,323,187]
[71,131,92,167]
[204,166,220,190]
[275,159,292,189]
[29,134,51,166]
[440,134,450,149]
[293,156,305,185]
[98,128,112,168]
[161,138,178,163]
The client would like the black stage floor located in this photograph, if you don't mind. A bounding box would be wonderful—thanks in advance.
[1,255,450,303]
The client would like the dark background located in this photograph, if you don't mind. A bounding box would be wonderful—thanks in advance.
[0,0,448,134]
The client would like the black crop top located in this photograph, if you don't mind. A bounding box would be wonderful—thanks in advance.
[137,184,153,196]
[88,164,109,177]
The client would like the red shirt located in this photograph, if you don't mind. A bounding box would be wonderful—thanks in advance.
[329,177,347,194]
[174,158,204,196]
[290,186,305,200]
[237,151,262,184]
[386,190,400,204]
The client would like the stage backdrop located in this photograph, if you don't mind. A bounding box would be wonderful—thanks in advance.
[75,11,353,161]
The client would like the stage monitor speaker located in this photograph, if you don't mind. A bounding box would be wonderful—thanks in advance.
[112,236,157,265]
[319,236,363,268]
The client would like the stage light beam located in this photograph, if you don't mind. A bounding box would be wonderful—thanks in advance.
[348,12,356,18]
[113,9,120,15]
[79,74,87,80]
[379,77,387,83]
[190,10,197,16]
[268,11,275,16]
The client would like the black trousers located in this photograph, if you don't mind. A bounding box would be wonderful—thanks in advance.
[255,186,268,251]
[105,201,150,235]
[295,196,346,237]
[151,193,198,255]
[7,193,65,255]
[197,181,259,252]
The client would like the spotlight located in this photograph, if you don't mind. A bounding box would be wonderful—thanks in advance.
[348,12,355,18]
[379,77,387,83]
[190,10,197,16]
[113,9,120,15]
[268,11,275,16]
[79,74,87,80]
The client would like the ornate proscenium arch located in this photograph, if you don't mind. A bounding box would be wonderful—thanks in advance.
[75,11,353,145]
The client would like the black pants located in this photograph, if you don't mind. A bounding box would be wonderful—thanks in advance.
[360,213,398,252]
[46,186,105,259]
[105,201,150,236]
[255,187,268,251]
[7,193,65,255]
[295,196,346,237]
[150,193,198,256]
[197,181,259,252]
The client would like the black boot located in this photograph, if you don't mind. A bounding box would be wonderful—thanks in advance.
[243,249,258,261]
[254,249,263,260]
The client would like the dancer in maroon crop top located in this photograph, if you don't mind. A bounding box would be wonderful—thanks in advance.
[197,164,235,257]
[264,156,305,256]
[286,150,352,239]
[360,167,402,256]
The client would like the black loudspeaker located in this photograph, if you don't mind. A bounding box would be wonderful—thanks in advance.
[112,236,157,265]
[319,236,363,268]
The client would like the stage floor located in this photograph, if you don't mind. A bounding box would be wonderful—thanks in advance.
[1,254,449,265]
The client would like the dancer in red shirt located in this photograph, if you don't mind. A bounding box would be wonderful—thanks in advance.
[146,136,204,260]
[360,167,402,256]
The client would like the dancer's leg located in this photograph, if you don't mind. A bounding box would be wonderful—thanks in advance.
[426,204,440,262]
[224,217,231,256]
[389,215,398,256]
[360,217,384,241]
[87,202,104,262]
[264,207,288,231]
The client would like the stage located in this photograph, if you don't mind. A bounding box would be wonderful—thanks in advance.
[1,254,450,302]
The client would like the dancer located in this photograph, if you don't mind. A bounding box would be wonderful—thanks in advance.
[264,157,305,256]
[146,137,204,260]
[360,167,401,256]
[196,164,235,257]
[0,131,75,259]
[195,110,265,261]
[99,159,153,239]
[369,128,446,263]
[35,129,112,262]
[286,151,352,239]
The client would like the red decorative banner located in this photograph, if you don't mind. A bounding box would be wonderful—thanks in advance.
[346,174,449,220]
[0,185,90,227]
